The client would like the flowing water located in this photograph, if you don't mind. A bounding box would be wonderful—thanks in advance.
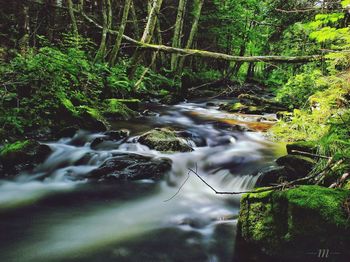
[0,100,282,262]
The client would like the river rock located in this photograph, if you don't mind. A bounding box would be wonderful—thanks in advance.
[89,153,172,181]
[237,186,350,260]
[255,166,290,187]
[55,126,79,139]
[90,129,130,150]
[276,155,315,178]
[0,140,52,176]
[138,128,193,152]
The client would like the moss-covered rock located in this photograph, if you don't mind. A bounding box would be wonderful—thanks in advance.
[110,99,140,110]
[138,128,193,152]
[276,155,316,178]
[0,140,52,176]
[102,99,138,120]
[77,106,110,131]
[57,97,109,132]
[286,141,318,156]
[238,186,350,260]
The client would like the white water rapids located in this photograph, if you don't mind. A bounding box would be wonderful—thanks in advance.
[0,101,280,262]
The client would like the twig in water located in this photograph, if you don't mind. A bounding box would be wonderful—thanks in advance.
[163,170,191,202]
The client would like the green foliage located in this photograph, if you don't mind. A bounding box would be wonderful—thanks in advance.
[275,69,328,108]
[0,140,30,157]
[240,185,350,256]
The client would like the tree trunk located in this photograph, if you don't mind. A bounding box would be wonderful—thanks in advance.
[130,0,140,39]
[171,0,187,71]
[67,0,78,34]
[95,0,112,62]
[155,17,166,67]
[177,0,204,74]
[109,0,132,66]
[19,2,30,54]
[128,0,163,79]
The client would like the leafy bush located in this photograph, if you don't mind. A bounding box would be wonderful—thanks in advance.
[275,70,328,109]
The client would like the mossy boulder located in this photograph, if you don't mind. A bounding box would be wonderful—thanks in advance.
[286,141,318,156]
[102,99,138,120]
[238,186,350,260]
[110,99,140,110]
[0,140,52,176]
[276,155,316,178]
[138,128,193,152]
[77,106,110,131]
[57,97,109,132]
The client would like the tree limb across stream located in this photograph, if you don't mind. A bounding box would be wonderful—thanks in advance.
[79,11,323,64]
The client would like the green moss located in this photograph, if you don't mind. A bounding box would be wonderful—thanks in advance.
[283,185,349,227]
[138,128,193,152]
[0,140,31,157]
[231,102,245,111]
[344,181,350,190]
[103,99,137,120]
[60,97,78,116]
[78,106,101,119]
[239,185,350,257]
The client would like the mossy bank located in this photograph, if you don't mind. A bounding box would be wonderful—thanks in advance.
[237,185,350,261]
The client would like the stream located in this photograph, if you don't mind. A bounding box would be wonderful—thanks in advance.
[0,100,282,262]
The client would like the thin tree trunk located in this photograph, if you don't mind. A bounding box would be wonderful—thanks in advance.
[130,0,140,39]
[171,0,187,71]
[109,0,132,66]
[67,0,78,34]
[95,0,112,61]
[155,17,166,67]
[128,0,163,79]
[19,2,30,54]
[177,0,204,73]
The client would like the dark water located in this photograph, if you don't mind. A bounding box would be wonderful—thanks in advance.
[0,101,281,262]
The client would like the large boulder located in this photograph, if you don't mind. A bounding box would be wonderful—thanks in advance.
[237,186,350,261]
[138,128,193,152]
[88,153,172,181]
[0,140,52,176]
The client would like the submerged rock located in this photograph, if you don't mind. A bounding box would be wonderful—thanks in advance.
[89,153,172,181]
[90,129,130,150]
[0,140,52,176]
[138,128,193,152]
[238,186,350,260]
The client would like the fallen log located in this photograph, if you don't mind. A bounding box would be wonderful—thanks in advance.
[122,36,323,63]
[80,11,323,64]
